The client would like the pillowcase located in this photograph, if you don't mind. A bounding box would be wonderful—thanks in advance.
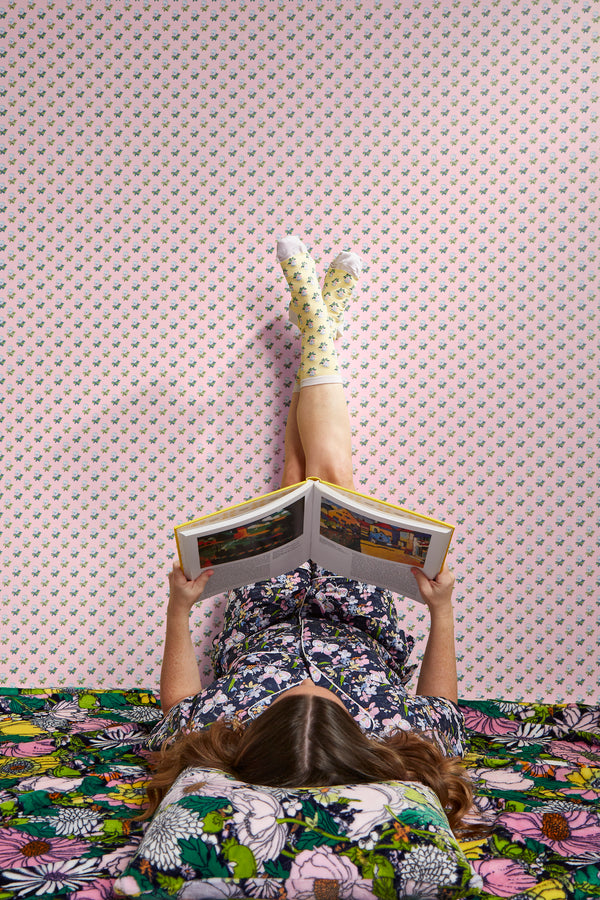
[114,766,481,900]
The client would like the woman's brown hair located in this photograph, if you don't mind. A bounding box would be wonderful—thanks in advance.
[140,696,474,833]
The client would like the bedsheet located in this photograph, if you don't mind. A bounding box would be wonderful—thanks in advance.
[0,689,598,899]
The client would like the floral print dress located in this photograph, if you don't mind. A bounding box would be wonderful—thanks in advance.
[149,562,466,755]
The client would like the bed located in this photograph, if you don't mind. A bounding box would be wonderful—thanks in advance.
[0,689,598,898]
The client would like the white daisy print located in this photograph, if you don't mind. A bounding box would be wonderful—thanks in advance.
[3,858,98,894]
[88,725,147,749]
[141,803,204,869]
[124,706,163,723]
[401,845,460,897]
[31,807,102,837]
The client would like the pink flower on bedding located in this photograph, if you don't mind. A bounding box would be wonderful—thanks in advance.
[15,774,84,793]
[472,767,534,791]
[472,859,537,897]
[0,739,56,757]
[555,766,579,783]
[31,701,107,734]
[520,759,561,778]
[113,875,142,897]
[549,739,600,766]
[462,794,497,825]
[287,847,376,900]
[462,708,517,735]
[555,707,600,734]
[499,807,600,856]
[99,842,141,877]
[65,718,111,733]
[91,775,148,808]
[71,880,113,900]
[35,701,87,722]
[0,829,89,869]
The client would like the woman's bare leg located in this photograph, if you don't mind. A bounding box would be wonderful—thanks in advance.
[281,383,354,489]
[296,383,354,488]
[277,235,358,491]
[281,392,306,487]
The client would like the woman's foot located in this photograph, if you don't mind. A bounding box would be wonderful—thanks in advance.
[277,235,322,336]
[329,250,362,280]
[277,238,362,340]
[276,235,307,262]
[322,250,363,339]
[277,236,342,391]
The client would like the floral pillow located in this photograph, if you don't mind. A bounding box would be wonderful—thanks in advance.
[114,766,481,900]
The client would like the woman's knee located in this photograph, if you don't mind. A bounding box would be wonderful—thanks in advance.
[306,457,354,489]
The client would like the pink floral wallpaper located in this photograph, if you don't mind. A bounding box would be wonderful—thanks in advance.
[1,0,598,701]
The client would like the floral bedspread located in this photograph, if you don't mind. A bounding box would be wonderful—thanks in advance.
[0,689,598,899]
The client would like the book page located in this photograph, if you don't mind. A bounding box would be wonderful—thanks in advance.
[187,534,312,599]
[313,541,428,605]
[177,482,307,533]
[318,481,452,533]
[310,482,452,603]
[176,482,314,593]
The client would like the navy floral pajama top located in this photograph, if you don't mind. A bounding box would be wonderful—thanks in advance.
[149,563,466,756]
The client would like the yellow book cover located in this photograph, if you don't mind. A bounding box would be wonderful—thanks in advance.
[175,480,453,605]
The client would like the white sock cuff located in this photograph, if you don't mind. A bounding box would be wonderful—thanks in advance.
[297,374,344,389]
[276,235,308,262]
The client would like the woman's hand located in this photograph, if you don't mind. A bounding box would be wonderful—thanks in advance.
[411,563,455,615]
[168,563,213,616]
[160,564,213,714]
[413,564,458,703]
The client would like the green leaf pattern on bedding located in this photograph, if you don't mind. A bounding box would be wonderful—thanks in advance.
[0,690,598,898]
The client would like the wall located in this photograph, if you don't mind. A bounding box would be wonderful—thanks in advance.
[1,0,598,702]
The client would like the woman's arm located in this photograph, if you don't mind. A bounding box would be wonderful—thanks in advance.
[160,564,213,714]
[412,564,458,704]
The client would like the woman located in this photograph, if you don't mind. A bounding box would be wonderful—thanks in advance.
[143,237,473,831]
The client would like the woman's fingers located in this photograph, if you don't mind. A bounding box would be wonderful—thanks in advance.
[411,563,455,609]
[194,569,214,592]
[168,563,213,609]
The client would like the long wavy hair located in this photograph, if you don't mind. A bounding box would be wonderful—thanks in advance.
[139,696,474,834]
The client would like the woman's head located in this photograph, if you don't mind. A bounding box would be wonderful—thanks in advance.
[142,696,474,832]
[231,692,393,787]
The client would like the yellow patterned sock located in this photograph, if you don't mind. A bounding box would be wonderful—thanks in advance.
[277,238,342,390]
[322,250,362,339]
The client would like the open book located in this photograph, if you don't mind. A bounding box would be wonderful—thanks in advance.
[175,479,454,605]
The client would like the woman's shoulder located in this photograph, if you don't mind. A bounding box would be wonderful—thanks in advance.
[148,660,311,749]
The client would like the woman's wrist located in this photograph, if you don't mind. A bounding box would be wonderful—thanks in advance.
[427,602,455,621]
[166,603,193,621]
